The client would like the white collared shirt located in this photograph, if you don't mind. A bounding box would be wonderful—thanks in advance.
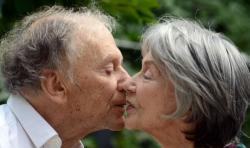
[0,94,84,148]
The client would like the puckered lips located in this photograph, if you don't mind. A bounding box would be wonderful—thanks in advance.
[112,92,127,107]
[113,98,126,108]
[115,102,126,108]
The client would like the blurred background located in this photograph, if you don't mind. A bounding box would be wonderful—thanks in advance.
[0,0,249,147]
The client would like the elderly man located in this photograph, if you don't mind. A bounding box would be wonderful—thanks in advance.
[0,6,129,148]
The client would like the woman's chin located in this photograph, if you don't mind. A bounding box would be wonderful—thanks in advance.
[124,117,139,130]
[124,124,134,129]
[124,123,138,130]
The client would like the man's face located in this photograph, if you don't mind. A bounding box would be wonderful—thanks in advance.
[66,23,129,131]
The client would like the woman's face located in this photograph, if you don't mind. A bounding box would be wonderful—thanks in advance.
[124,52,177,131]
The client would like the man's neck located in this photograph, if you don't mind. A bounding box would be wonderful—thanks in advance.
[21,91,85,146]
[61,139,82,148]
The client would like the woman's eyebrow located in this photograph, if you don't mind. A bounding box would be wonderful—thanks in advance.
[143,60,162,75]
[143,60,156,67]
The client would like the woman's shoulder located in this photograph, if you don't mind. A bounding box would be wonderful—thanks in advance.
[224,143,247,148]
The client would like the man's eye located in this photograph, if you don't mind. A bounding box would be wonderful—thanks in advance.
[105,65,114,75]
[105,69,113,75]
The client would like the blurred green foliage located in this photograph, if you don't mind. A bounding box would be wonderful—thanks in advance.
[0,0,249,147]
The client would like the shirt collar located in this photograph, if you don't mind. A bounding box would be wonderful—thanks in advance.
[7,94,62,148]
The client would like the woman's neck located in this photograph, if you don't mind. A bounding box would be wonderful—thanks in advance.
[145,119,194,148]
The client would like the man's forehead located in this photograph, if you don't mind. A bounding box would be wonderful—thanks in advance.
[102,50,123,61]
[72,23,115,52]
[77,16,106,31]
[71,17,121,64]
[92,46,122,62]
[79,36,122,65]
[75,21,113,45]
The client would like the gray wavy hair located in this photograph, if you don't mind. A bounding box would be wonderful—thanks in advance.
[141,18,250,148]
[0,6,115,94]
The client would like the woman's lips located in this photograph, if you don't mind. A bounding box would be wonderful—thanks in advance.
[125,101,136,114]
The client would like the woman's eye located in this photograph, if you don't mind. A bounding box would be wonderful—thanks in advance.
[143,70,152,80]
[143,74,151,80]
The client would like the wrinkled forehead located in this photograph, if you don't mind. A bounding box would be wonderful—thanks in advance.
[72,22,121,65]
[74,16,110,38]
[72,17,115,48]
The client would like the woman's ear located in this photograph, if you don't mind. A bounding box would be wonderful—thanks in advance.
[40,69,68,104]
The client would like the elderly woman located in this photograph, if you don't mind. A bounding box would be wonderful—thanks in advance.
[123,18,249,148]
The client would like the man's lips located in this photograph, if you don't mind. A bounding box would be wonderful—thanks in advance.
[114,99,126,108]
[113,93,126,108]
[112,99,126,116]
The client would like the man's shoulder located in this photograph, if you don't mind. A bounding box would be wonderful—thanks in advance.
[0,104,18,148]
[0,104,17,128]
[0,104,35,148]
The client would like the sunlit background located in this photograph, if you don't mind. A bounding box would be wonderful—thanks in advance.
[0,0,249,147]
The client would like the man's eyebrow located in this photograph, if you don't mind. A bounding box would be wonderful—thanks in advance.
[102,54,123,65]
[102,55,113,62]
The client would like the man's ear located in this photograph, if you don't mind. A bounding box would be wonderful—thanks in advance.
[40,69,68,104]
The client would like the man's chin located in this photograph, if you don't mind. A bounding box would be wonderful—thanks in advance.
[107,118,125,131]
[105,107,125,130]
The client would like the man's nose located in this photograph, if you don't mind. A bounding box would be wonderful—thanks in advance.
[123,79,136,94]
[120,67,130,81]
[117,69,137,94]
[125,73,138,93]
[117,67,130,91]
